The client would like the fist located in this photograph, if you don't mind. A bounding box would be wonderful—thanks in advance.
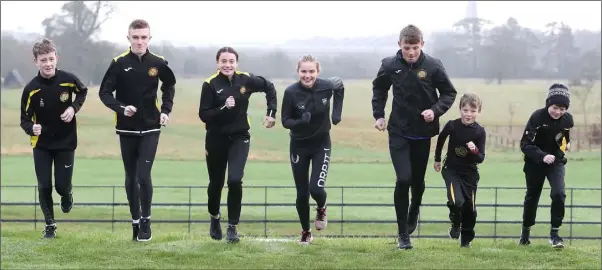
[263,116,276,128]
[61,106,75,123]
[32,124,42,136]
[225,96,235,109]
[332,116,341,125]
[466,141,478,154]
[374,118,386,131]
[160,113,170,126]
[301,112,312,123]
[543,154,556,164]
[421,109,435,122]
[124,105,137,117]
[433,162,441,172]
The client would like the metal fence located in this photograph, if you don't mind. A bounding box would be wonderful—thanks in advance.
[1,185,600,243]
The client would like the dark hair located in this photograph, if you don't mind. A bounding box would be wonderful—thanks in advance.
[215,47,239,61]
[399,24,423,44]
[32,38,57,59]
[129,19,150,30]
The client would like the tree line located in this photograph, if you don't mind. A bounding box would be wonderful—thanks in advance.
[1,1,600,88]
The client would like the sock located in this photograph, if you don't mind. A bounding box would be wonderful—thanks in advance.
[46,223,56,227]
[132,219,140,224]
[211,213,220,219]
[142,216,151,220]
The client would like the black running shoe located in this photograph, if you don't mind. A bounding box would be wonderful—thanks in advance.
[519,226,531,246]
[210,215,223,240]
[137,218,152,242]
[42,224,57,239]
[226,224,240,243]
[549,228,564,249]
[397,233,413,250]
[407,205,420,235]
[299,230,313,245]
[132,223,140,241]
[448,225,461,239]
[60,193,73,213]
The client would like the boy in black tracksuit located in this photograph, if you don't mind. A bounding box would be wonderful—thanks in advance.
[199,47,278,243]
[281,66,344,245]
[99,42,176,241]
[371,25,457,249]
[434,93,486,248]
[519,84,573,249]
[20,38,88,239]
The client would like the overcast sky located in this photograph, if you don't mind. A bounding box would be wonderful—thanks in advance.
[1,1,600,47]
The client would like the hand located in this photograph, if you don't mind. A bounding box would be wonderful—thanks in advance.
[543,154,556,164]
[225,96,235,109]
[466,141,478,154]
[421,109,435,122]
[374,118,386,131]
[434,162,441,172]
[301,112,311,123]
[32,124,42,136]
[263,115,276,128]
[60,106,75,123]
[124,105,137,117]
[160,113,170,126]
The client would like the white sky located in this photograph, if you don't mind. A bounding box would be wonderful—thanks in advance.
[1,1,601,47]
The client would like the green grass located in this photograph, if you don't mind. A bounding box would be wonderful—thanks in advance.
[1,78,601,269]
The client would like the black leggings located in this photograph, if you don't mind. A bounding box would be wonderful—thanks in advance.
[290,133,331,231]
[34,148,75,225]
[522,163,566,228]
[388,135,431,234]
[119,133,160,220]
[205,132,250,225]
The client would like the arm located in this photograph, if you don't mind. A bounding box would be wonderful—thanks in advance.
[98,60,126,114]
[71,75,88,113]
[371,62,392,120]
[281,90,304,129]
[20,87,35,136]
[471,127,486,164]
[159,60,176,115]
[434,120,453,162]
[198,81,225,123]
[328,77,345,125]
[246,74,278,118]
[430,60,457,117]
[520,112,547,163]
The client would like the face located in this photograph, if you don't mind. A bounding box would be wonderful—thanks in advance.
[35,51,58,78]
[398,38,424,63]
[127,28,151,55]
[217,52,237,77]
[460,104,479,124]
[548,104,567,119]
[297,61,319,88]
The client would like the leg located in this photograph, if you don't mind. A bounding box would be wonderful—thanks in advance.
[205,133,228,240]
[225,137,250,226]
[388,135,413,249]
[460,185,477,247]
[119,135,141,241]
[136,133,160,241]
[309,135,331,230]
[407,139,431,234]
[33,148,56,238]
[290,140,312,243]
[547,164,566,248]
[53,150,75,213]
[520,164,546,245]
[442,168,464,239]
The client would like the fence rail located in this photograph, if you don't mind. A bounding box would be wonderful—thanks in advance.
[2,185,600,243]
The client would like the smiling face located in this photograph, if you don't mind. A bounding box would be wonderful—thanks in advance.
[458,93,482,125]
[548,104,567,119]
[32,38,58,78]
[296,55,321,88]
[217,52,237,77]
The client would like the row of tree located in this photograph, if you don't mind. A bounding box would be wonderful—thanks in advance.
[1,1,600,88]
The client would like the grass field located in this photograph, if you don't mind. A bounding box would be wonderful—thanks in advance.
[1,78,601,269]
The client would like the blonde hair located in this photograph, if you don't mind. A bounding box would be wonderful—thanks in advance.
[32,38,56,59]
[459,93,482,112]
[296,54,321,73]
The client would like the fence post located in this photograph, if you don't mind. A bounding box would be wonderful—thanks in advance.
[188,187,192,234]
[264,186,268,238]
[33,186,37,231]
[494,188,498,241]
[570,188,574,245]
[112,186,115,232]
[340,187,344,236]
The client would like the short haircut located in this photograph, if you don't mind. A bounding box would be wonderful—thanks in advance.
[129,19,150,30]
[399,24,423,44]
[459,93,483,112]
[216,47,239,61]
[296,54,321,72]
[32,38,56,59]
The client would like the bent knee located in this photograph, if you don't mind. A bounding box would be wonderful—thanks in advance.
[550,192,566,202]
[227,179,242,188]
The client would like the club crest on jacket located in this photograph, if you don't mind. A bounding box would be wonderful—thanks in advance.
[148,67,158,77]
[59,92,69,102]
[240,86,247,94]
